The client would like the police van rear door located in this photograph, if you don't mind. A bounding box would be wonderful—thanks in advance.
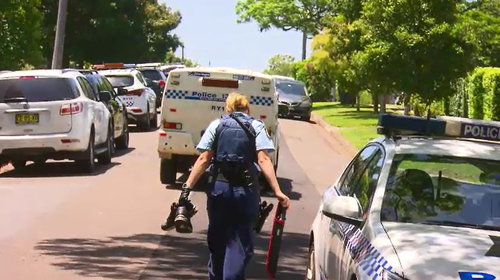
[162,68,277,149]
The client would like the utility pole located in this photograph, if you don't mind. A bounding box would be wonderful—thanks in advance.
[51,0,68,69]
[181,46,185,63]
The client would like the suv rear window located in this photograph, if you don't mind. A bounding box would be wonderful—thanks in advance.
[139,69,164,81]
[0,77,77,102]
[105,75,134,87]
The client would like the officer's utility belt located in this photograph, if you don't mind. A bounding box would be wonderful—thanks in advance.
[213,164,254,187]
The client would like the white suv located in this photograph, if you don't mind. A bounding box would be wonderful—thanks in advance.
[0,69,115,173]
[98,69,157,131]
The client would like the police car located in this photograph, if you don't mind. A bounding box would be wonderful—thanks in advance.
[157,67,281,186]
[307,114,500,280]
[94,63,158,131]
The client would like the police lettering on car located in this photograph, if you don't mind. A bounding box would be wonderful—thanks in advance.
[162,92,290,280]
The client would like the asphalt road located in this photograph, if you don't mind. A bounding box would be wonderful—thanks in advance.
[0,117,353,280]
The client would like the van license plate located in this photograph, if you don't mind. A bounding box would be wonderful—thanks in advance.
[15,113,39,124]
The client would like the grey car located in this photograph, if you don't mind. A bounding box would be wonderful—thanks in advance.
[276,80,312,121]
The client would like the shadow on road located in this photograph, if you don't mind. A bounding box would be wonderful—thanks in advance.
[165,174,302,201]
[34,230,309,280]
[113,147,136,158]
[0,161,120,178]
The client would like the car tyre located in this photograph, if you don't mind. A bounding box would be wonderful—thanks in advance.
[150,108,158,128]
[160,157,177,185]
[115,118,129,150]
[305,243,316,280]
[11,159,27,169]
[139,105,151,132]
[97,123,113,165]
[77,130,95,174]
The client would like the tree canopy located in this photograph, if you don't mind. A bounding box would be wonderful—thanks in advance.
[263,54,296,77]
[1,0,183,70]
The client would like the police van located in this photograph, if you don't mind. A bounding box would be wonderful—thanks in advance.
[157,67,281,186]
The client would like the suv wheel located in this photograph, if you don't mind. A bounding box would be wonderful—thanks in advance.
[138,105,151,132]
[97,123,113,164]
[77,131,95,174]
[150,109,158,128]
[115,119,129,150]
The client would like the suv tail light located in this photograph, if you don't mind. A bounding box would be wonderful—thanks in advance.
[159,80,166,88]
[128,89,144,96]
[60,102,83,115]
[163,121,182,130]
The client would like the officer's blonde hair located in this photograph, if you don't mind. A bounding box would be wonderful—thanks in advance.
[225,92,250,113]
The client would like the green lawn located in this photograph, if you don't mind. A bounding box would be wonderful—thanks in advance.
[312,102,403,150]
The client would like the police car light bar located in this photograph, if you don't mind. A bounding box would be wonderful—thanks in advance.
[378,114,500,142]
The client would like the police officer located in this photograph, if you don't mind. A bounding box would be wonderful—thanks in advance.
[177,92,290,280]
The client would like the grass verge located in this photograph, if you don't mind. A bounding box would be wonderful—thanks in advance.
[312,102,403,150]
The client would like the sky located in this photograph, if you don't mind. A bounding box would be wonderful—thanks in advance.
[161,0,312,72]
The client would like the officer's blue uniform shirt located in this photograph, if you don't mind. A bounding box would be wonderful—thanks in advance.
[196,112,275,153]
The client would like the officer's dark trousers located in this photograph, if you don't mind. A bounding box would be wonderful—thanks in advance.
[206,180,260,280]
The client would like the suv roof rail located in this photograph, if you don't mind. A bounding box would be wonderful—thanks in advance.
[61,68,79,73]
[77,69,99,74]
[0,70,12,74]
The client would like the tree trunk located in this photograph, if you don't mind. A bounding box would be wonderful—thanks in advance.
[301,31,307,60]
[356,92,361,112]
[372,93,379,113]
[380,95,387,114]
[403,93,411,115]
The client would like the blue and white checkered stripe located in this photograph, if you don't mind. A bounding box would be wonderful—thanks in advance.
[250,95,274,106]
[332,221,394,280]
[165,89,187,99]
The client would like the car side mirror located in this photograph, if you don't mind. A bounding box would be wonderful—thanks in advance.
[99,91,112,102]
[116,87,127,96]
[321,195,363,227]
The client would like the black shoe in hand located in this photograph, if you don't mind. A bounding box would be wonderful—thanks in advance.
[161,202,179,231]
[174,200,198,234]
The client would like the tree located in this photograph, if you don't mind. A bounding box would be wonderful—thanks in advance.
[263,54,296,76]
[39,0,182,67]
[462,0,500,67]
[235,0,336,59]
[352,0,476,115]
[0,0,44,70]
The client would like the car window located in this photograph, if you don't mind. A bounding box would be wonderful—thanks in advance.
[351,149,384,212]
[338,145,379,195]
[77,77,97,100]
[136,73,146,85]
[105,75,134,87]
[381,154,500,231]
[140,69,162,81]
[101,77,116,96]
[0,77,77,102]
[276,81,307,96]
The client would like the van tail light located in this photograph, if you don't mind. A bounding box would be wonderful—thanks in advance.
[159,80,166,88]
[127,89,144,96]
[260,115,267,119]
[162,121,182,130]
[60,102,83,115]
[19,76,36,79]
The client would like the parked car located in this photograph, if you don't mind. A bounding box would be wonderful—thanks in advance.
[0,69,115,173]
[96,66,157,131]
[135,67,167,108]
[79,70,130,150]
[276,79,312,121]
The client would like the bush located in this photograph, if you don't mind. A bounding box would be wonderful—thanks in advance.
[466,67,500,120]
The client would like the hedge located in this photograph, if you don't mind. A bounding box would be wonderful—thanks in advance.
[467,67,500,120]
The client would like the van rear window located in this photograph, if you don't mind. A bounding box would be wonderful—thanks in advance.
[0,77,77,103]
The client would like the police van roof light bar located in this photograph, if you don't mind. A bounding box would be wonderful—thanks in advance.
[378,114,500,143]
